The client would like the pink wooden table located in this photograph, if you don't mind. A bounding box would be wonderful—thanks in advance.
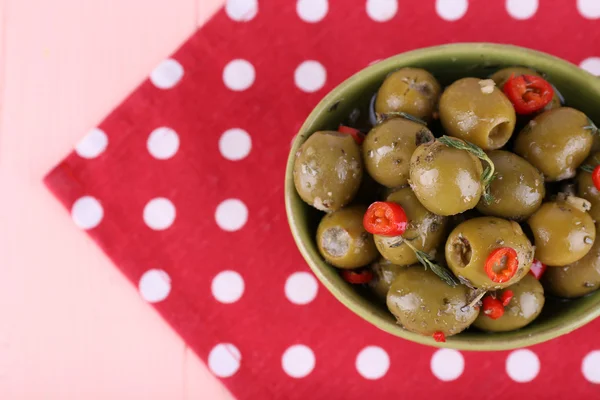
[0,0,234,398]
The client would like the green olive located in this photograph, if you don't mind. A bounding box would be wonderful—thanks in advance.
[476,150,545,220]
[542,225,600,298]
[409,139,483,216]
[514,108,593,181]
[473,274,544,332]
[577,152,600,222]
[386,266,479,337]
[375,68,441,121]
[445,217,534,290]
[374,187,448,266]
[363,118,434,188]
[368,258,406,302]
[316,205,378,269]
[489,67,561,111]
[293,131,363,211]
[527,200,596,266]
[439,77,516,150]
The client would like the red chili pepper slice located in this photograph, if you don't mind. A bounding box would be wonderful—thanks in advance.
[592,165,600,192]
[529,259,547,280]
[482,296,505,320]
[363,201,408,236]
[432,331,446,343]
[341,269,373,284]
[338,125,365,145]
[485,247,519,283]
[503,74,554,115]
[501,290,514,307]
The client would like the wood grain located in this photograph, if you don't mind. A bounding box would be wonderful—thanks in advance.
[0,0,232,398]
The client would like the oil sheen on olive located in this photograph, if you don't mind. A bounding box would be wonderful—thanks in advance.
[316,205,378,269]
[374,187,448,266]
[527,200,596,266]
[363,118,434,188]
[445,217,534,290]
[386,267,479,337]
[438,77,516,150]
[409,139,483,216]
[375,67,441,121]
[577,152,600,221]
[368,258,406,302]
[473,274,545,332]
[514,107,593,181]
[489,67,561,111]
[476,150,545,220]
[542,224,600,298]
[293,131,363,212]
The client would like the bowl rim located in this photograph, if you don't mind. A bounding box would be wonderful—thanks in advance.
[285,43,600,351]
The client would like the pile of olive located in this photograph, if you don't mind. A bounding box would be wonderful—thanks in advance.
[293,66,600,342]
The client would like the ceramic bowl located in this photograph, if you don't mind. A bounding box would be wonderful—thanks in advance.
[285,43,600,350]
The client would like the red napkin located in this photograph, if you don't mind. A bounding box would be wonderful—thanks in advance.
[45,0,600,398]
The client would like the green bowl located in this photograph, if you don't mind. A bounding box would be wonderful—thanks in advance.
[285,43,600,351]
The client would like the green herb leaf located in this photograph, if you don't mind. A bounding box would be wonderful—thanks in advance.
[462,288,487,311]
[580,164,595,173]
[376,112,427,126]
[387,235,418,248]
[583,117,599,135]
[388,238,403,248]
[437,135,496,205]
[481,188,494,205]
[402,240,458,287]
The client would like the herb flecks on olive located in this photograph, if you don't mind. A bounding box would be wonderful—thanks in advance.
[474,274,544,332]
[542,225,600,298]
[375,67,441,122]
[409,139,484,216]
[316,205,378,269]
[514,107,594,182]
[445,217,533,290]
[370,188,455,286]
[363,117,433,188]
[292,65,599,341]
[577,152,600,221]
[294,130,363,212]
[437,136,496,204]
[367,259,406,302]
[476,150,545,220]
[527,200,596,266]
[439,77,516,150]
[386,267,479,337]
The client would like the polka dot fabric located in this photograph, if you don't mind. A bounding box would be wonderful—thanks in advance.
[44,1,600,398]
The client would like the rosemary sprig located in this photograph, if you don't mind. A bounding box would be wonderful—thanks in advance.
[437,135,496,204]
[462,288,487,311]
[580,164,595,173]
[401,239,458,287]
[583,117,599,135]
[376,111,427,126]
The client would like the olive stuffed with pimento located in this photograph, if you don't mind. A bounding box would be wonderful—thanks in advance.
[293,66,600,342]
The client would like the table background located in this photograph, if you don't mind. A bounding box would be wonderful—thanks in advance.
[0,0,234,398]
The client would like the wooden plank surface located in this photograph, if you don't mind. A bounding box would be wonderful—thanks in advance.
[0,0,232,398]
